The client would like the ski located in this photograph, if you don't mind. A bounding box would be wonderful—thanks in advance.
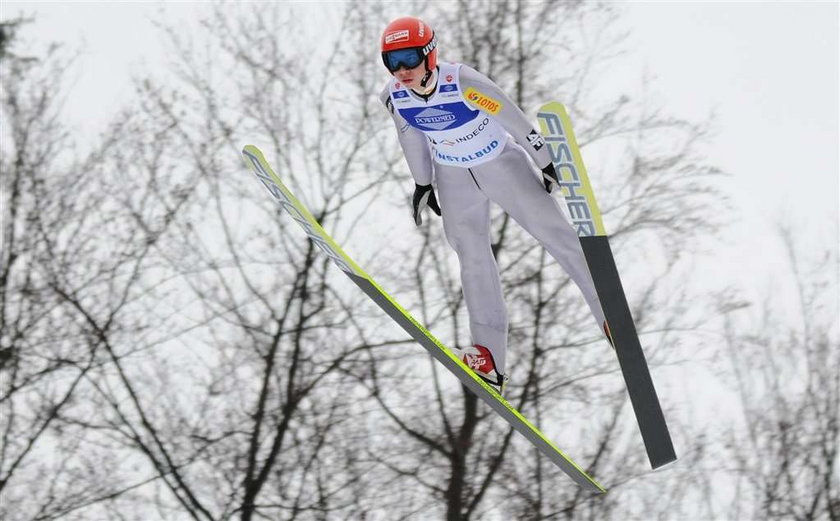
[536,102,677,469]
[241,144,606,494]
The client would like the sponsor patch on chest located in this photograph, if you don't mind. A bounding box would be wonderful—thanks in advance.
[464,87,503,115]
[397,103,480,131]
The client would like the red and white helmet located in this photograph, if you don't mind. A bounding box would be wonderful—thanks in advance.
[380,17,437,73]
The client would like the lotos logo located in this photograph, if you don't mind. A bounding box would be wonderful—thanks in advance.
[464,87,502,115]
[385,30,410,44]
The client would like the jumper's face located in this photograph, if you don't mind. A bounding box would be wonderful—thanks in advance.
[393,62,427,90]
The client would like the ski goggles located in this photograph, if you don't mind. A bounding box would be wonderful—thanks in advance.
[382,36,437,72]
[382,48,425,72]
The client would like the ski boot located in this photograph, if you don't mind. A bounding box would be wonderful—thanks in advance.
[458,344,509,396]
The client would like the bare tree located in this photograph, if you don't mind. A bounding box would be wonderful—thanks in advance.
[36,3,411,519]
[722,228,838,521]
[0,19,115,518]
[3,1,743,519]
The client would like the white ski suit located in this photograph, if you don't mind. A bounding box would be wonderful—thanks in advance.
[380,62,606,373]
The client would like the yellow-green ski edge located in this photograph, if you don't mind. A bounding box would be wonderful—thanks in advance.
[241,144,606,494]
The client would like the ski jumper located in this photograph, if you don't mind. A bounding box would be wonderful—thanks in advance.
[380,62,606,373]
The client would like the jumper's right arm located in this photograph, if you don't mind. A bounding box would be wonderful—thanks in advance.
[379,87,434,186]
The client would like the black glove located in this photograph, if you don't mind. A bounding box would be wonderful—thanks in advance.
[412,183,441,225]
[541,163,559,193]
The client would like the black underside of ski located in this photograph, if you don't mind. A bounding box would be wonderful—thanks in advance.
[537,102,677,470]
[581,236,677,469]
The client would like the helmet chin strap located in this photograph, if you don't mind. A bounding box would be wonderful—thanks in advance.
[420,69,433,88]
[418,66,437,92]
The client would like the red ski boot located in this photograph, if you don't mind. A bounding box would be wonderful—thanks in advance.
[458,344,508,395]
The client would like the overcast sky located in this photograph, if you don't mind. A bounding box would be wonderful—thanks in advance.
[619,1,838,312]
[4,1,839,306]
[2,3,837,508]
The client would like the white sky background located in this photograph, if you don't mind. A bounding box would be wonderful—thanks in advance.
[618,2,839,313]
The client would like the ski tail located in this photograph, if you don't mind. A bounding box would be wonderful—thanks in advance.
[536,104,678,469]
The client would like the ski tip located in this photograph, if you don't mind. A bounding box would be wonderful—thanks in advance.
[241,145,269,169]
